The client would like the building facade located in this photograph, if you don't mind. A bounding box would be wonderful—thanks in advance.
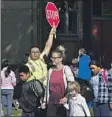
[1,0,112,67]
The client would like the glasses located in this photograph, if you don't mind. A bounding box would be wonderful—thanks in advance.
[31,51,40,53]
[50,57,61,60]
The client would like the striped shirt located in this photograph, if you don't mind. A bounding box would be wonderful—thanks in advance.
[1,67,16,89]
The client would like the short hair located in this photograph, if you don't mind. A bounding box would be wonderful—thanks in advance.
[68,81,80,93]
[30,45,41,52]
[89,60,102,68]
[18,65,30,74]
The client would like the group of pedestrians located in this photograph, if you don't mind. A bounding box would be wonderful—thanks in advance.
[1,26,112,117]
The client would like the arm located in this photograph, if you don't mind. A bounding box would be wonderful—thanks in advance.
[43,70,51,103]
[64,66,75,82]
[11,71,16,86]
[40,27,56,59]
[59,66,74,104]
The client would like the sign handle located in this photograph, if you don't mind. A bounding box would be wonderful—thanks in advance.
[53,22,56,39]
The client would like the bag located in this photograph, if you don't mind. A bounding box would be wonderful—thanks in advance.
[102,69,108,84]
[76,78,94,102]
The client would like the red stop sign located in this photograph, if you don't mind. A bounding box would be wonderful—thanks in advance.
[45,2,60,28]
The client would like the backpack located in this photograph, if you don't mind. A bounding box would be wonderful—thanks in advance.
[75,78,94,102]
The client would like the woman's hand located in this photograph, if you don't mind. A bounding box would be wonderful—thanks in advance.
[59,97,67,104]
[49,23,56,38]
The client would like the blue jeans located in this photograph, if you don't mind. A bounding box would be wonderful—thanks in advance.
[1,89,13,116]
[93,102,111,116]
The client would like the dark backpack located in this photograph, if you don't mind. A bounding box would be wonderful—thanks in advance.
[75,78,94,102]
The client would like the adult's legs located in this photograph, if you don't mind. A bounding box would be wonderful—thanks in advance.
[7,89,14,116]
[93,102,100,116]
[99,103,111,117]
[22,111,35,117]
[47,104,57,116]
[22,109,39,117]
[47,104,66,117]
[1,89,7,116]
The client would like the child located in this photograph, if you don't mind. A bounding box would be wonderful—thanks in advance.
[64,81,91,117]
[70,58,79,78]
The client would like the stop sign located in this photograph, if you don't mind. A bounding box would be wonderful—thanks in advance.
[45,2,60,28]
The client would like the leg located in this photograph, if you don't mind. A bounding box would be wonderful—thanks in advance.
[22,111,35,117]
[34,108,40,117]
[1,95,6,112]
[7,89,13,116]
[100,103,111,116]
[47,104,57,116]
[93,102,100,116]
[38,108,46,117]
[1,90,7,115]
[57,105,67,117]
[1,103,4,116]
[47,104,66,117]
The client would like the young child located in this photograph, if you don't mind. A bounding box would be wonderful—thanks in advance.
[64,81,91,117]
[70,58,79,78]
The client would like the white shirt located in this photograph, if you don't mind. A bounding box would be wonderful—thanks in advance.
[64,94,91,117]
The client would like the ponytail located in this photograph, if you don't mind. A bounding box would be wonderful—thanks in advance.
[56,45,66,59]
[2,60,11,78]
[5,66,11,78]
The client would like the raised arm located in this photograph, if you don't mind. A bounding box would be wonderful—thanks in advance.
[40,27,56,59]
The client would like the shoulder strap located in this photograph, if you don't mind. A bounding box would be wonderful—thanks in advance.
[27,61,36,72]
[63,65,68,82]
[32,79,45,98]
[102,69,108,84]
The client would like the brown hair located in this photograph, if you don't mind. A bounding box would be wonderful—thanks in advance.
[2,60,11,78]
[68,81,80,93]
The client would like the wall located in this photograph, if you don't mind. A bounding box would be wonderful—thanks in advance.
[1,1,42,64]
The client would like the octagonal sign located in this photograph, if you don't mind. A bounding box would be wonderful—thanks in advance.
[45,2,60,28]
